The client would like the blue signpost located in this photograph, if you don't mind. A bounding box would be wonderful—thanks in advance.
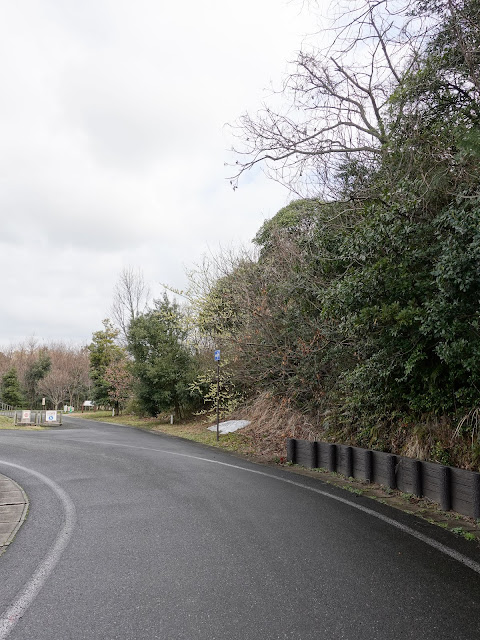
[214,350,220,440]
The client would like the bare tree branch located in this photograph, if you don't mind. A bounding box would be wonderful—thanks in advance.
[227,0,430,197]
[111,267,150,342]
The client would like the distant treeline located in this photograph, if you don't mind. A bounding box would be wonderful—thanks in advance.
[0,341,90,410]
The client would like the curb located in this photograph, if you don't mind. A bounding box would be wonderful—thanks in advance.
[0,473,29,557]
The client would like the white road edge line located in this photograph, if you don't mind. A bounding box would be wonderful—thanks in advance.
[0,461,76,640]
[60,435,480,576]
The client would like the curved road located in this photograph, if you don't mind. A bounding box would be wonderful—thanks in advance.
[0,417,479,639]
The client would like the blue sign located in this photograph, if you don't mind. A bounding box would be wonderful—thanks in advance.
[214,350,221,362]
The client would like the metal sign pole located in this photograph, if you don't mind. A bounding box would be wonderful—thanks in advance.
[216,359,220,441]
[214,350,221,441]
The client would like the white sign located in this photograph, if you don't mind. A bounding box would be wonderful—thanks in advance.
[41,397,46,406]
[21,410,31,424]
[45,411,57,422]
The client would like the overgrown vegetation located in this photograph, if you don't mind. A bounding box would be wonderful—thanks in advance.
[187,0,480,469]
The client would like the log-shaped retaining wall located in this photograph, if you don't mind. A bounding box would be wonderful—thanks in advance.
[286,438,480,519]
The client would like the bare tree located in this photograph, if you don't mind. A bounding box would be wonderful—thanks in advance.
[2,337,39,392]
[0,352,9,380]
[63,346,91,408]
[38,368,69,410]
[31,343,92,410]
[111,267,150,341]
[0,340,92,409]
[228,0,430,197]
[441,0,480,94]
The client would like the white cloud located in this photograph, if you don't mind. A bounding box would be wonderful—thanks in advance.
[0,0,320,347]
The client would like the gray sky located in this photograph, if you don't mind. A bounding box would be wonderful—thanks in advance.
[0,0,320,347]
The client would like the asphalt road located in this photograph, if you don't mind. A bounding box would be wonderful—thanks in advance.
[0,416,479,640]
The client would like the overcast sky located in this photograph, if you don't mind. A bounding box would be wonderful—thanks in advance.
[0,0,323,348]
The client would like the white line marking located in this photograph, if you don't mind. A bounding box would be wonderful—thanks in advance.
[55,435,480,576]
[0,461,76,640]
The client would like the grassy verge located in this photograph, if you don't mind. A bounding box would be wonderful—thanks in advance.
[70,412,258,457]
[0,415,46,430]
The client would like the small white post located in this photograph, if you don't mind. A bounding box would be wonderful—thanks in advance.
[170,414,174,425]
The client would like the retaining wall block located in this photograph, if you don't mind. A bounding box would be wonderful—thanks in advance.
[448,467,476,517]
[346,446,354,478]
[286,438,296,464]
[422,461,447,506]
[317,442,330,469]
[412,460,423,497]
[440,466,452,512]
[473,473,480,520]
[387,454,397,490]
[351,447,367,480]
[327,444,337,473]
[284,436,480,518]
[371,451,397,489]
[310,441,318,468]
[295,439,315,468]
[396,457,423,497]
[365,450,373,483]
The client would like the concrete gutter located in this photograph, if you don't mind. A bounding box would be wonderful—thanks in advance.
[0,473,28,556]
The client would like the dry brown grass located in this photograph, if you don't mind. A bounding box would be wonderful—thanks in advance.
[230,393,322,461]
[233,396,480,471]
[0,415,46,430]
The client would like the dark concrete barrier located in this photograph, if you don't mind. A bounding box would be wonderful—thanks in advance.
[295,439,316,469]
[286,437,480,519]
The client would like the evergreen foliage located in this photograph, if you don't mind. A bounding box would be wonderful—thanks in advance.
[193,0,480,444]
[24,351,51,407]
[127,295,200,417]
[1,368,23,408]
[88,319,125,405]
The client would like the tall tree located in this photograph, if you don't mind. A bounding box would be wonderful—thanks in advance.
[63,347,91,409]
[88,320,124,406]
[104,358,133,416]
[229,0,428,197]
[127,295,197,417]
[24,350,51,407]
[111,267,150,342]
[1,368,23,408]
[38,368,69,410]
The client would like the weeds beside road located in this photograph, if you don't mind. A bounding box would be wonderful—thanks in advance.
[70,412,256,456]
[0,415,45,430]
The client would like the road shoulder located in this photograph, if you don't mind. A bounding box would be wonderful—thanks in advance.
[0,474,29,556]
[68,413,480,548]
